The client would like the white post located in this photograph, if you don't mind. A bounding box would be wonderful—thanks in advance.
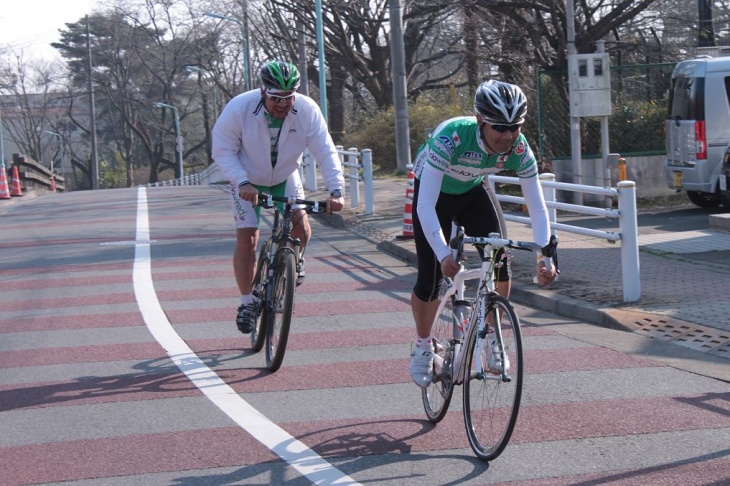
[302,149,317,191]
[362,149,374,215]
[540,173,557,233]
[617,181,640,302]
[336,145,346,198]
[348,147,360,209]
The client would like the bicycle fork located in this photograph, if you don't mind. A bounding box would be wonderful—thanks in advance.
[482,294,511,383]
[459,293,511,384]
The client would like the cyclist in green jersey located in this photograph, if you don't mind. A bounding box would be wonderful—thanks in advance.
[408,80,557,388]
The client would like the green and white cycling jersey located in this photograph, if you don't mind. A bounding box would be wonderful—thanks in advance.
[412,116,538,193]
[412,116,551,261]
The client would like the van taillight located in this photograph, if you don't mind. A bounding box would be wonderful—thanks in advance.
[695,121,707,159]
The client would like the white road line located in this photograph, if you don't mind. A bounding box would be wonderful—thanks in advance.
[133,187,361,486]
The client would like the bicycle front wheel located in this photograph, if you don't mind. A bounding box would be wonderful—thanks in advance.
[265,249,297,372]
[463,294,523,462]
[421,285,456,423]
[250,241,271,352]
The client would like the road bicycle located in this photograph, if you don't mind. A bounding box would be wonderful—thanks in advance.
[422,225,558,461]
[249,193,329,372]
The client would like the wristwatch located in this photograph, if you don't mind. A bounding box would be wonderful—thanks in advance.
[330,189,343,198]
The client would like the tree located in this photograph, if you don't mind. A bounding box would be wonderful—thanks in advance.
[53,1,218,186]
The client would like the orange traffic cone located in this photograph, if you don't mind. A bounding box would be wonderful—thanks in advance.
[396,168,415,240]
[0,166,11,199]
[10,165,23,197]
[50,175,56,192]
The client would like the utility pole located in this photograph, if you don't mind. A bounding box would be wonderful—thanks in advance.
[566,0,582,204]
[389,0,411,173]
[296,0,309,96]
[315,0,328,124]
[86,16,100,190]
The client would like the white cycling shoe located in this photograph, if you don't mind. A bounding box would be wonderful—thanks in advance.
[409,341,434,388]
[486,339,510,374]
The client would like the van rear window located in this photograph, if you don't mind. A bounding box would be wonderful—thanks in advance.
[668,76,705,121]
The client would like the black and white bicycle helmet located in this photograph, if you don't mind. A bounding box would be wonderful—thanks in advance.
[474,80,527,125]
[260,60,301,92]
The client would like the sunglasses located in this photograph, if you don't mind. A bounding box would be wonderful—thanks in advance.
[490,123,522,133]
[267,93,296,105]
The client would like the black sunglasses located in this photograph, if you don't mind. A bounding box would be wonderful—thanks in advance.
[490,123,522,133]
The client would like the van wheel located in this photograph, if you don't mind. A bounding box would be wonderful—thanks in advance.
[686,190,722,208]
[722,193,730,209]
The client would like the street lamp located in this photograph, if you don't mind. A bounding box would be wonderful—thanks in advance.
[186,65,218,120]
[154,102,184,179]
[204,11,251,91]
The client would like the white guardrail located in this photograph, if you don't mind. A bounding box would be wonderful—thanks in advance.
[146,146,375,216]
[489,173,640,303]
[301,145,374,215]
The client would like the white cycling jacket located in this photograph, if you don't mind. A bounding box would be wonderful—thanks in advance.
[212,89,344,193]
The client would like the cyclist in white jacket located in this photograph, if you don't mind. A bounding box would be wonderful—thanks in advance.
[212,60,345,334]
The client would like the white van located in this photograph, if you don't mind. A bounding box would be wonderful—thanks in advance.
[664,55,730,207]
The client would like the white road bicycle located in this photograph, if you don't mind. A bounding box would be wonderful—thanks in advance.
[422,225,558,461]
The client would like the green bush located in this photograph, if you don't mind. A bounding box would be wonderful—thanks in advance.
[343,93,471,175]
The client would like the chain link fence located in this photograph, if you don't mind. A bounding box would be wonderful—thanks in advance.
[535,62,676,162]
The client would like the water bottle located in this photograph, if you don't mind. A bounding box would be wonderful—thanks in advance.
[453,300,472,340]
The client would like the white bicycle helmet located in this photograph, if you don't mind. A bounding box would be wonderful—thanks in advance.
[474,80,527,125]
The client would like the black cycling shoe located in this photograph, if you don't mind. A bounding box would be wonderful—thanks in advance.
[236,304,256,334]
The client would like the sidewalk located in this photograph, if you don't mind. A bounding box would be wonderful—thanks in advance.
[313,177,730,363]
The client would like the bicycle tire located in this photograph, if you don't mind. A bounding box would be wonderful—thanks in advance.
[421,284,456,423]
[250,241,271,352]
[463,293,523,462]
[265,248,296,371]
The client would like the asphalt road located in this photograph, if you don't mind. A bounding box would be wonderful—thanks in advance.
[1,186,728,485]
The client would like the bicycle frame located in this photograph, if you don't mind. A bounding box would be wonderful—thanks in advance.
[447,228,551,385]
[446,246,514,386]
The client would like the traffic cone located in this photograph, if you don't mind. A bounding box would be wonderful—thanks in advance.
[396,167,415,240]
[10,165,23,197]
[50,175,56,192]
[0,166,11,199]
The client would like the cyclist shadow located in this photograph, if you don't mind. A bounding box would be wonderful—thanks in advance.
[316,252,414,305]
[136,350,279,383]
[170,419,490,485]
[0,353,247,412]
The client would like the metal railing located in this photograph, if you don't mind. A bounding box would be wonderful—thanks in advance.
[145,173,202,187]
[145,146,375,215]
[301,145,374,215]
[489,173,640,302]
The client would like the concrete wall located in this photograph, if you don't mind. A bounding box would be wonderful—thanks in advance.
[552,154,674,204]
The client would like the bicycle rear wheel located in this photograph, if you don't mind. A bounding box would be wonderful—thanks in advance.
[265,249,296,372]
[463,294,523,461]
[250,241,271,352]
[421,285,456,423]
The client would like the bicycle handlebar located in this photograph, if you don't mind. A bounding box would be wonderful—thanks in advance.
[449,227,560,274]
[257,193,330,214]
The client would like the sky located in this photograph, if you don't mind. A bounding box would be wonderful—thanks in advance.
[0,0,100,61]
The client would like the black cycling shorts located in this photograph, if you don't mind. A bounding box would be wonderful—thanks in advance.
[412,179,511,302]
